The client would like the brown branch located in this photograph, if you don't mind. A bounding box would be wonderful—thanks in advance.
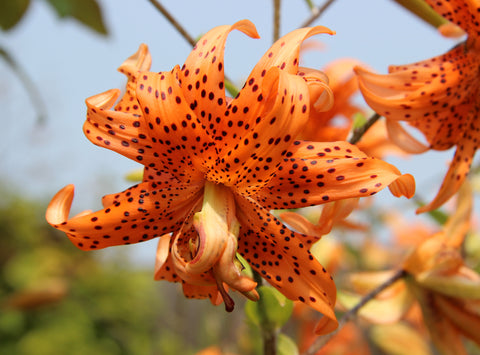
[348,112,381,145]
[301,269,408,355]
[273,0,281,42]
[146,0,196,46]
[146,0,238,96]
[300,0,337,28]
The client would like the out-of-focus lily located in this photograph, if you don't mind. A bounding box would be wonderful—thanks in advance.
[355,0,480,213]
[338,182,480,354]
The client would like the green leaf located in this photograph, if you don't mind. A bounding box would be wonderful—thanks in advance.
[45,0,108,35]
[0,0,30,31]
[245,286,294,332]
[277,333,299,355]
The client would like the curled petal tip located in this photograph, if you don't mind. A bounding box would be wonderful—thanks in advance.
[46,184,75,225]
[314,314,338,335]
[85,89,120,109]
[310,25,335,36]
[232,19,260,39]
[389,173,416,199]
[118,43,152,75]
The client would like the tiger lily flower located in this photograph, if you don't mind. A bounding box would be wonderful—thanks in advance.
[46,20,414,334]
[355,0,480,213]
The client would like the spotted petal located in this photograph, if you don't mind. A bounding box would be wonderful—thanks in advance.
[227,26,335,136]
[235,193,338,333]
[356,47,479,150]
[417,120,479,213]
[210,68,312,193]
[255,141,414,210]
[46,182,203,250]
[425,0,480,37]
[179,19,260,137]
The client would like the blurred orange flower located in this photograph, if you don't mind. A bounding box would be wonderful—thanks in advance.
[339,183,480,355]
[355,0,480,213]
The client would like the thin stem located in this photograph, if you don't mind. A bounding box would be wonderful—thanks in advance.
[146,0,196,47]
[0,47,47,124]
[252,270,277,355]
[300,0,336,28]
[273,0,281,42]
[348,112,381,145]
[263,330,277,355]
[301,269,407,355]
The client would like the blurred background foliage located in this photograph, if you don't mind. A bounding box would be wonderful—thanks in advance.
[0,184,261,355]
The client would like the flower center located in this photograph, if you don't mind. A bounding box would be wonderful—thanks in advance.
[191,181,258,310]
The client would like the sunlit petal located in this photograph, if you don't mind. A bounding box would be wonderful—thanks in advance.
[256,141,414,209]
[46,182,203,250]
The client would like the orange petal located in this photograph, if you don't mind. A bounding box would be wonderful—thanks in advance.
[249,26,334,78]
[84,90,168,168]
[235,194,337,331]
[46,182,203,250]
[135,66,215,175]
[255,141,414,209]
[385,120,429,154]
[213,68,311,192]
[115,43,152,115]
[356,47,479,151]
[228,26,335,136]
[424,0,480,37]
[182,282,223,305]
[409,282,468,355]
[179,19,260,136]
[388,173,416,199]
[416,130,477,213]
[436,295,480,347]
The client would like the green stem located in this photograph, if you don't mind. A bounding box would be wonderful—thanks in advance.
[252,270,277,355]
[301,269,407,355]
[348,112,381,145]
[300,0,336,27]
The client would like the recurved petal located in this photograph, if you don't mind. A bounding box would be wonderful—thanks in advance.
[249,26,335,78]
[355,47,480,150]
[179,20,259,132]
[416,127,478,213]
[255,141,414,210]
[84,89,166,168]
[386,120,430,154]
[114,43,152,115]
[235,194,338,333]
[46,181,203,250]
[225,26,335,137]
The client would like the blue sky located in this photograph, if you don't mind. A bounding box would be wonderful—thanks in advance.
[0,0,464,263]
